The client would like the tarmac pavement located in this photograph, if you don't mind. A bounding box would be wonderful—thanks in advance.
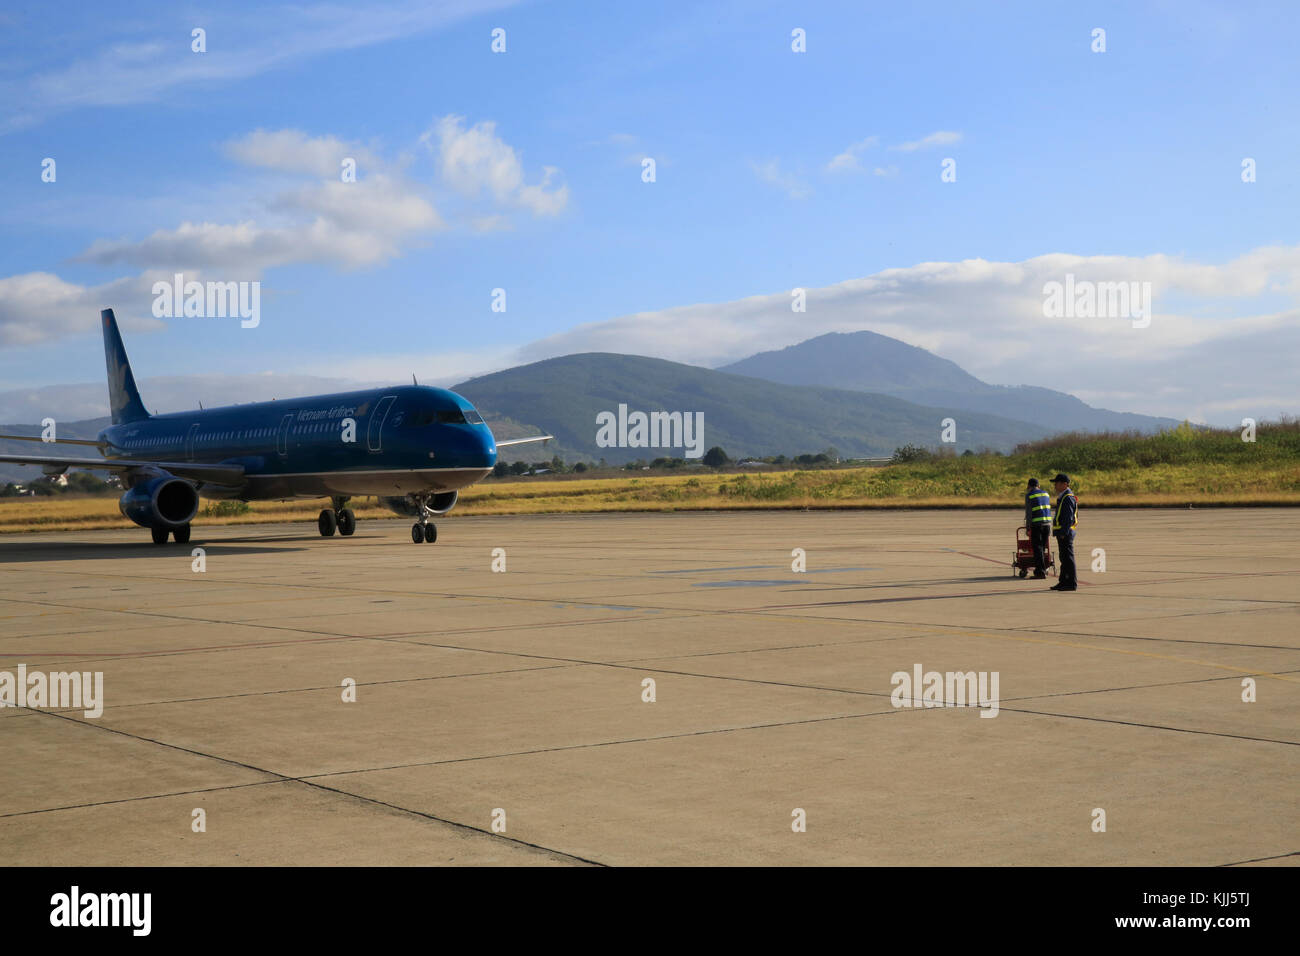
[1,509,1295,866]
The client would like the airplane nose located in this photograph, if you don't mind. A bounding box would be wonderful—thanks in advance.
[479,428,498,467]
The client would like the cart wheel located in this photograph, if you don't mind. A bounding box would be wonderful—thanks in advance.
[1019,568,1027,578]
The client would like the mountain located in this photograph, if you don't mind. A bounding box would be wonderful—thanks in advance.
[453,352,1050,463]
[1,349,1065,483]
[718,331,1181,434]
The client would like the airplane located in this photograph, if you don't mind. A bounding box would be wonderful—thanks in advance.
[0,309,552,544]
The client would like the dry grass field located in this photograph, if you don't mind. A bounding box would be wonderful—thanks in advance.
[3,464,1298,534]
[5,420,1297,532]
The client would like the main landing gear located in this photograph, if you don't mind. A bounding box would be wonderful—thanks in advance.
[409,494,439,544]
[151,524,191,545]
[318,496,357,538]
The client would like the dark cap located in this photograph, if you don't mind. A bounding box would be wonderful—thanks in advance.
[1027,478,1039,487]
[1052,473,1070,484]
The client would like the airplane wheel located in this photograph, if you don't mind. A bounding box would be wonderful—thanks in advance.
[318,509,337,537]
[411,523,424,543]
[423,523,437,544]
[151,526,169,545]
[174,524,191,544]
[337,509,356,536]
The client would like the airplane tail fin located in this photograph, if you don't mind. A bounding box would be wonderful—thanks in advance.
[101,309,150,424]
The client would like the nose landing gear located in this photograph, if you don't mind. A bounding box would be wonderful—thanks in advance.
[409,494,439,544]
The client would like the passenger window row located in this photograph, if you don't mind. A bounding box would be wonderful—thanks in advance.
[116,407,483,448]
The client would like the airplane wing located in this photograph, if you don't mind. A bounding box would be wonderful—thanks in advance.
[0,453,245,486]
[495,434,554,448]
[0,433,106,448]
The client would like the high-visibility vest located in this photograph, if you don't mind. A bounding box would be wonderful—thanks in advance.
[1052,491,1077,531]
[1027,490,1053,524]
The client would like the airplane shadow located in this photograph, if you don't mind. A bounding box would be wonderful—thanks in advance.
[0,540,308,563]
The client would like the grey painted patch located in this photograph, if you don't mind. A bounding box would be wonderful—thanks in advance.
[692,579,801,588]
[552,601,644,611]
[692,569,878,587]
[649,564,776,574]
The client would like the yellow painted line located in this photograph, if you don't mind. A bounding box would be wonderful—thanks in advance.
[948,627,1299,684]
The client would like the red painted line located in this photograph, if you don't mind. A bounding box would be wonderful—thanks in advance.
[944,548,1093,586]
[0,634,361,658]
[946,548,1007,566]
[0,612,659,658]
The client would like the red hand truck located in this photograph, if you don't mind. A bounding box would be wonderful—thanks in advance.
[1013,525,1055,578]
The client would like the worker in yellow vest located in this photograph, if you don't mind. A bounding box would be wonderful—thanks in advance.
[1023,478,1053,579]
[1050,473,1078,591]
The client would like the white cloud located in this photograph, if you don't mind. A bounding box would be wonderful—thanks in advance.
[9,244,1300,427]
[76,160,441,275]
[512,246,1300,425]
[584,131,665,169]
[751,160,810,199]
[893,130,962,152]
[224,129,380,179]
[295,345,525,389]
[825,137,879,172]
[0,271,165,347]
[75,128,444,275]
[2,1,524,134]
[470,214,513,233]
[428,115,568,216]
[3,119,567,348]
[0,374,382,424]
[517,166,569,216]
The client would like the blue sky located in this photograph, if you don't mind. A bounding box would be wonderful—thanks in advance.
[2,0,1298,425]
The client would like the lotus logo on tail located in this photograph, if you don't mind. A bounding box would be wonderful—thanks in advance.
[107,353,130,414]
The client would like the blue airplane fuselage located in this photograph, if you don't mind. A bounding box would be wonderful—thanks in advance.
[98,385,498,500]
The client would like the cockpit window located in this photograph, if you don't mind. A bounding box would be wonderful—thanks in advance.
[410,406,483,426]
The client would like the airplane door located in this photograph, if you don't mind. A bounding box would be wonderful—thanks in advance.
[185,423,200,461]
[367,395,396,452]
[276,413,294,456]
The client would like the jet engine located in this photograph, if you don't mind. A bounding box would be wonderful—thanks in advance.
[380,491,458,516]
[119,475,200,529]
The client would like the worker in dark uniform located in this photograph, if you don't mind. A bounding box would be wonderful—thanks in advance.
[1024,478,1053,579]
[1050,473,1078,591]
